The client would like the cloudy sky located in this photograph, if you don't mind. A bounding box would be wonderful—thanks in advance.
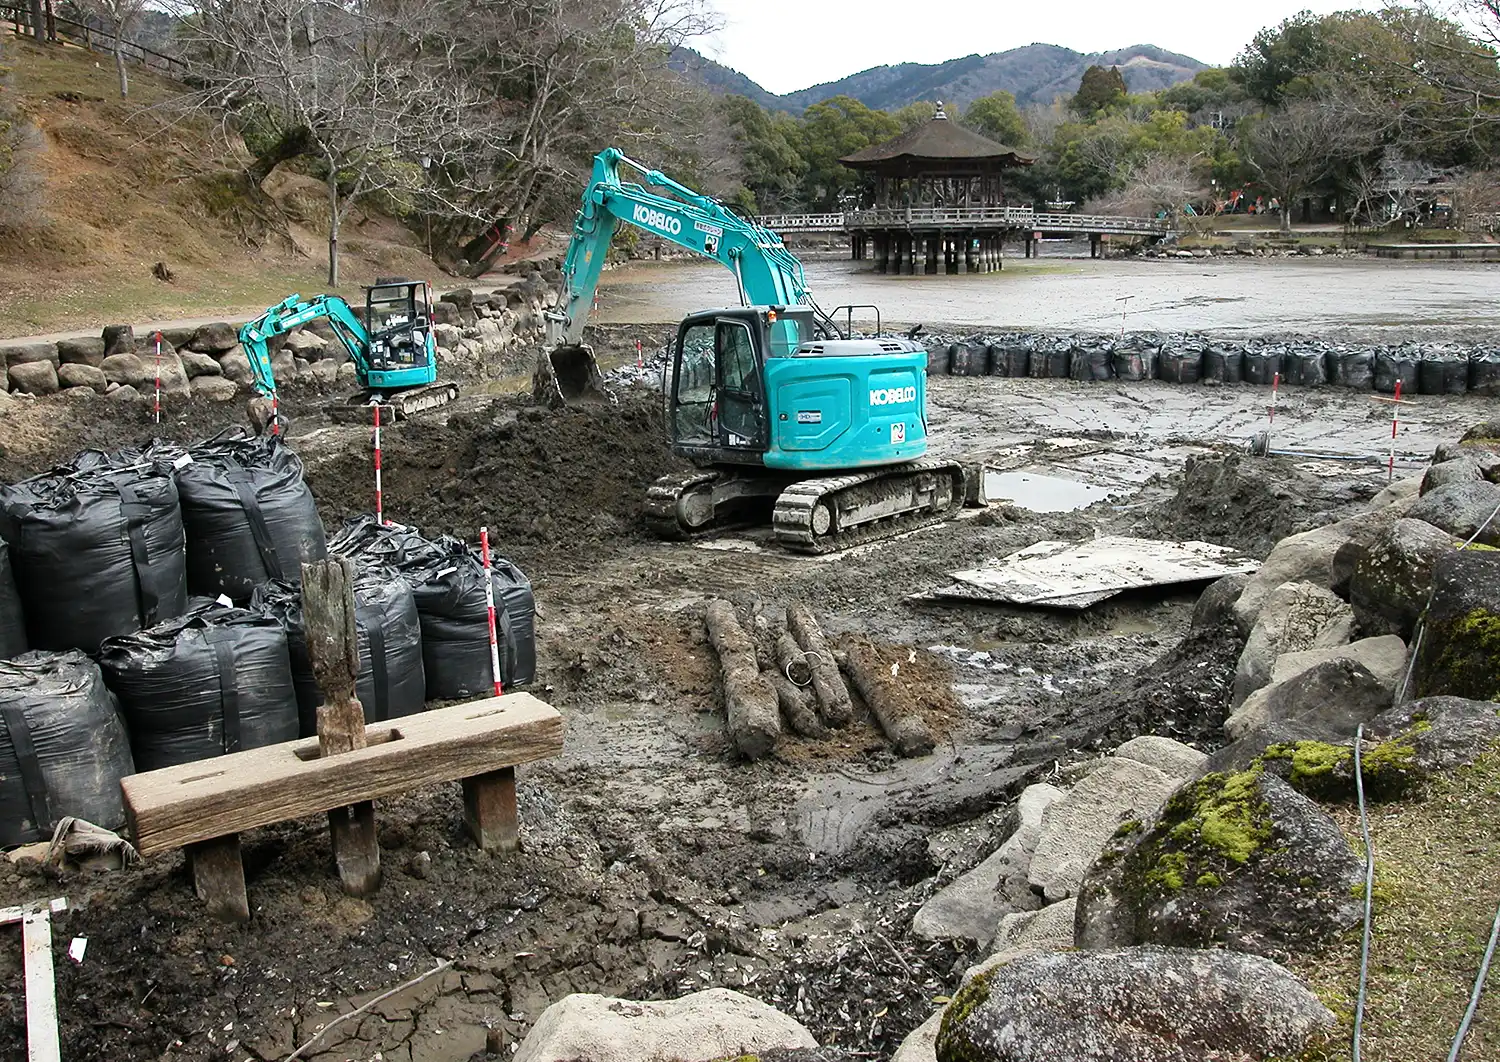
[702,0,1380,95]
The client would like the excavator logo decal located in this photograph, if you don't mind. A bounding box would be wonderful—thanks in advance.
[869,386,917,407]
[633,203,683,236]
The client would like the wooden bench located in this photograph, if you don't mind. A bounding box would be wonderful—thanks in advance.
[120,693,564,921]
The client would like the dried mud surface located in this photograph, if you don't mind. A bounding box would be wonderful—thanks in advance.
[0,367,1475,1061]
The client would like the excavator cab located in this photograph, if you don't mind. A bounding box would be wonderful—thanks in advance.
[363,280,437,385]
[669,307,796,462]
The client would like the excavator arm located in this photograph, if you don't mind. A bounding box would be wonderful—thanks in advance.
[238,294,371,397]
[547,148,813,348]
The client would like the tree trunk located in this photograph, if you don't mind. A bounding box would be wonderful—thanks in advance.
[248,125,313,187]
[112,32,128,98]
[326,168,341,288]
[1279,197,1292,236]
[28,0,42,39]
[703,600,780,760]
[785,602,854,728]
[840,637,936,758]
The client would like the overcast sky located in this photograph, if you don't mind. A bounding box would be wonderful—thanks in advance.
[702,0,1380,96]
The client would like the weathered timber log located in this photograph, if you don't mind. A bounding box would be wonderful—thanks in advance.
[704,599,780,760]
[767,634,828,739]
[786,602,854,728]
[303,558,380,896]
[841,637,936,758]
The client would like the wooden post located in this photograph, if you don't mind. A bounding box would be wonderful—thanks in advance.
[187,836,249,923]
[462,766,518,852]
[302,558,381,896]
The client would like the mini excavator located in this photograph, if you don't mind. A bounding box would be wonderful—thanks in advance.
[540,148,968,553]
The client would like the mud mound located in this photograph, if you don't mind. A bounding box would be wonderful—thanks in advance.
[306,388,689,566]
[1142,451,1377,557]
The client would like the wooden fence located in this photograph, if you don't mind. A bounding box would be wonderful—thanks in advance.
[2,3,191,81]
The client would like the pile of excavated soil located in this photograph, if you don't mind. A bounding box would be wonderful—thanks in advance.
[1140,451,1381,557]
[304,388,689,568]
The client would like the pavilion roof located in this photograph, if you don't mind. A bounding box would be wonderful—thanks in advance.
[840,105,1036,174]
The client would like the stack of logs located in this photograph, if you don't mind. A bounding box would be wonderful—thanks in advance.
[704,599,936,760]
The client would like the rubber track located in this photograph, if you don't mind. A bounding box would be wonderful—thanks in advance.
[643,469,722,540]
[771,458,966,554]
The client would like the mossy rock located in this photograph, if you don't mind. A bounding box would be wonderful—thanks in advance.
[1415,551,1500,701]
[1258,737,1420,803]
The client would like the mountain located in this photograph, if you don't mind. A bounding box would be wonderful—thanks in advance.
[676,43,1206,114]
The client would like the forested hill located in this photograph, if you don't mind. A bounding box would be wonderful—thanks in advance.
[671,43,1205,113]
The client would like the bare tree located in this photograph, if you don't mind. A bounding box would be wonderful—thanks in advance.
[1243,98,1377,234]
[74,0,147,97]
[1090,153,1205,220]
[1453,168,1500,231]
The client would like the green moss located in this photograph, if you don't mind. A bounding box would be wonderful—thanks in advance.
[935,968,996,1062]
[1430,608,1500,701]
[1196,872,1223,888]
[1258,738,1419,802]
[1146,850,1190,890]
[1299,876,1316,887]
[1113,818,1141,837]
[1193,768,1274,864]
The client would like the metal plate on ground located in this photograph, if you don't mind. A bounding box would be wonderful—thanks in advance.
[916,536,1259,609]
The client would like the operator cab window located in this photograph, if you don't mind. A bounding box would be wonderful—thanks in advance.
[674,323,715,444]
[718,322,759,393]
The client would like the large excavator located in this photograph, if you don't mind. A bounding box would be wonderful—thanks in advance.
[541,148,968,553]
[239,279,458,420]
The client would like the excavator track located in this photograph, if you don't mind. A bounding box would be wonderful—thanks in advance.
[771,458,966,554]
[327,383,459,424]
[644,469,787,541]
[643,470,722,540]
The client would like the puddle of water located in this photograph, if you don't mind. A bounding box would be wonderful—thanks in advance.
[983,470,1119,512]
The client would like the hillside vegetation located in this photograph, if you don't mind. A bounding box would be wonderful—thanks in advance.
[0,32,440,337]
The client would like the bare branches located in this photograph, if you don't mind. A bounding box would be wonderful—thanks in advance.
[1243,97,1380,233]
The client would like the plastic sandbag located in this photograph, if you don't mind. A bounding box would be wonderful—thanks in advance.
[176,434,328,602]
[251,570,426,735]
[0,542,24,659]
[1329,348,1375,390]
[1069,338,1114,382]
[1471,348,1500,397]
[949,341,990,377]
[924,341,951,376]
[1029,339,1071,379]
[408,539,536,699]
[1112,335,1159,382]
[1157,340,1204,385]
[99,603,298,771]
[328,514,445,571]
[0,650,135,846]
[1418,352,1469,396]
[1203,342,1244,384]
[0,459,187,651]
[1373,348,1421,395]
[1242,346,1284,386]
[988,340,1031,378]
[1284,348,1328,387]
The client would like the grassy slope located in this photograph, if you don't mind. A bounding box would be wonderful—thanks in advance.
[0,31,442,337]
[1288,749,1500,1061]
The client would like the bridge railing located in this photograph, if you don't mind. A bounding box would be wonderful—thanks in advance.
[757,206,1173,236]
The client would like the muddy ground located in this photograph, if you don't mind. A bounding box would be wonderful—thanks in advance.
[0,354,1492,1061]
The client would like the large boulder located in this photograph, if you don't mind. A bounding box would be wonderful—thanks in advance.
[1422,457,1492,495]
[101,324,135,358]
[1189,573,1250,633]
[1225,658,1395,743]
[187,321,239,354]
[1232,582,1352,708]
[1113,735,1208,778]
[57,363,107,392]
[913,783,1062,947]
[190,375,239,402]
[1029,758,1185,902]
[180,350,221,379]
[8,361,58,395]
[1406,480,1500,548]
[270,348,297,383]
[219,346,255,386]
[934,946,1335,1062]
[1366,695,1500,772]
[511,988,817,1062]
[281,330,328,359]
[1413,550,1500,702]
[154,344,192,398]
[1349,518,1455,638]
[1074,770,1362,959]
[100,352,148,388]
[55,336,106,367]
[2,341,59,369]
[993,897,1077,951]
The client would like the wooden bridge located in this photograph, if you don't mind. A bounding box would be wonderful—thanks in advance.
[756,206,1175,272]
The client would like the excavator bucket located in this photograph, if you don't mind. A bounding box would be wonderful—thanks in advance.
[533,343,608,407]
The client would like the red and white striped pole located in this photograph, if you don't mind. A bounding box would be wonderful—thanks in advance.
[1388,379,1402,482]
[373,403,384,525]
[153,331,162,424]
[271,389,280,436]
[636,339,643,368]
[479,527,503,697]
[1267,370,1280,447]
[592,290,599,314]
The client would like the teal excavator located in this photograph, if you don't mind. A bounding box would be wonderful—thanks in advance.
[239,279,458,420]
[541,148,967,553]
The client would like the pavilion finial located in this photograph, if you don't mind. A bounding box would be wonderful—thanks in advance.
[934,100,947,120]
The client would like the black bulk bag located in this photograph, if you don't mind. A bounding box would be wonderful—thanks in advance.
[176,435,328,602]
[99,604,298,771]
[1242,346,1284,386]
[0,651,135,846]
[327,514,444,571]
[949,341,991,377]
[251,572,426,735]
[924,342,951,376]
[1471,348,1500,397]
[1329,348,1375,389]
[1418,352,1469,396]
[1373,348,1421,395]
[1284,348,1328,387]
[409,540,536,699]
[988,340,1031,378]
[1203,342,1244,384]
[1157,340,1204,385]
[1070,338,1114,382]
[0,542,25,659]
[0,461,188,651]
[1029,339,1071,379]
[1112,335,1158,382]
